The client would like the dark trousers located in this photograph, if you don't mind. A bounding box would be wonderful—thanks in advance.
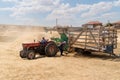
[58,46,63,55]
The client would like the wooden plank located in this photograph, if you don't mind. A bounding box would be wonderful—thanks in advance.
[72,44,99,51]
[75,41,97,44]
[77,38,100,40]
[74,43,98,48]
[80,34,99,36]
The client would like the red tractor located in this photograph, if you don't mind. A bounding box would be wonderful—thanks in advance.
[20,41,58,60]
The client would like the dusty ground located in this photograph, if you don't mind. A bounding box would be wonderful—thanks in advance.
[0,25,120,80]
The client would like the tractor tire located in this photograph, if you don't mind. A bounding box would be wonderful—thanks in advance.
[45,42,58,57]
[27,50,35,60]
[20,50,27,58]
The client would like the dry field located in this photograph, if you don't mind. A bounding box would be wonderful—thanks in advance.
[0,25,120,80]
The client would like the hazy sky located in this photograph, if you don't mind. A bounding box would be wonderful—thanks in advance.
[0,0,120,26]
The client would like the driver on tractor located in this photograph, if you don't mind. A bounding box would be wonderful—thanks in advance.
[41,37,47,44]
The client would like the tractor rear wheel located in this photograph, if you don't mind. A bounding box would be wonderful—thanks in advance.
[27,50,35,60]
[20,50,27,58]
[45,42,58,57]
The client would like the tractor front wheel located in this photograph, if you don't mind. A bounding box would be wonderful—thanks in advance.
[20,50,27,58]
[27,50,36,60]
[45,42,58,57]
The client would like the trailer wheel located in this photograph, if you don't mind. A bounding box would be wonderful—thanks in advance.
[75,48,84,54]
[45,42,58,57]
[27,50,35,60]
[78,49,84,54]
[83,51,91,55]
[20,50,27,58]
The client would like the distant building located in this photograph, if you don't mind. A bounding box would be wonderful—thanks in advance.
[112,21,120,29]
[82,21,102,28]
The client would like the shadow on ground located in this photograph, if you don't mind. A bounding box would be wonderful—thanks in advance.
[73,52,120,62]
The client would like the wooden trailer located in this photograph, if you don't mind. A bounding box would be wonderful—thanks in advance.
[46,25,117,55]
[68,25,117,55]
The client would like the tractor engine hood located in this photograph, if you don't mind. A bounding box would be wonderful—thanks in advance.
[22,43,40,48]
